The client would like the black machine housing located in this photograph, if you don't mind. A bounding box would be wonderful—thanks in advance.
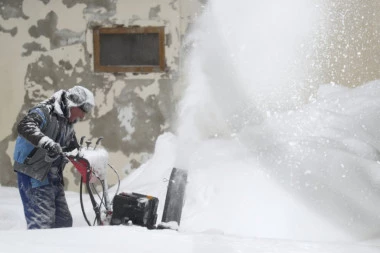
[110,192,159,229]
[110,168,187,229]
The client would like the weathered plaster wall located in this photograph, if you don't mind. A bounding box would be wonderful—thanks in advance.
[306,0,380,87]
[0,0,204,190]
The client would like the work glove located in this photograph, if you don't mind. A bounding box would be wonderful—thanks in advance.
[42,141,62,162]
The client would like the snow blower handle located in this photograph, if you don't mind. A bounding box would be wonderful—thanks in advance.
[62,153,91,183]
[62,143,117,226]
[63,152,102,226]
[80,136,86,147]
[94,137,104,150]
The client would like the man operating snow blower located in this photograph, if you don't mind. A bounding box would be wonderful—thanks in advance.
[13,86,95,229]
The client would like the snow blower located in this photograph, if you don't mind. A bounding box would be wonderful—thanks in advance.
[65,136,187,230]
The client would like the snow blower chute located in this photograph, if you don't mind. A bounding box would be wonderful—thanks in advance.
[65,136,187,230]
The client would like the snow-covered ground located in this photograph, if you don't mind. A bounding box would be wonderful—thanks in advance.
[2,116,380,252]
[3,81,380,251]
[2,0,380,252]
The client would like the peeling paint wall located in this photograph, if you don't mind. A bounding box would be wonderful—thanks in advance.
[310,1,380,87]
[0,0,204,190]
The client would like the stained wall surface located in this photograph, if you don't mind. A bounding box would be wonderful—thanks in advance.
[0,0,203,190]
[308,0,380,87]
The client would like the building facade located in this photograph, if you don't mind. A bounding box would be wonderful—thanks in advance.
[0,0,204,190]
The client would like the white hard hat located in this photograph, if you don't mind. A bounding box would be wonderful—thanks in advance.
[66,86,95,113]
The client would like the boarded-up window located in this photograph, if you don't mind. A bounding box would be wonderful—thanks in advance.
[93,26,165,73]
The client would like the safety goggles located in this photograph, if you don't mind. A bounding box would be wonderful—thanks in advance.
[79,103,93,113]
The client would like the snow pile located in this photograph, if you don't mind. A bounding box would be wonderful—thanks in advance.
[111,78,380,242]
[80,148,109,181]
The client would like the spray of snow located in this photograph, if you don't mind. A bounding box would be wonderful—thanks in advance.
[177,0,321,142]
[130,0,380,243]
[67,147,109,181]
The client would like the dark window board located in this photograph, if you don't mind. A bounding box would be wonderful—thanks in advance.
[93,26,166,73]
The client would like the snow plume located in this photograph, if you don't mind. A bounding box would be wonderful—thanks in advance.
[170,0,380,242]
[236,81,380,240]
[177,0,320,141]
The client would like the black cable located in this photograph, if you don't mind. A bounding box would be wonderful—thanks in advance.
[90,181,104,226]
[91,178,105,208]
[108,163,120,205]
[99,180,106,211]
[80,177,91,226]
[86,170,101,225]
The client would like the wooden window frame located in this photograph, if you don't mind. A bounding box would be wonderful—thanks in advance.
[93,26,165,73]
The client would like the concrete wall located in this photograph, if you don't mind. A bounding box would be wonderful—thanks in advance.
[306,0,380,87]
[0,0,204,190]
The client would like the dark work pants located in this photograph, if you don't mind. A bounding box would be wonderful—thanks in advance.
[17,170,73,229]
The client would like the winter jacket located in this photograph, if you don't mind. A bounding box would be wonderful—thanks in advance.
[13,91,79,182]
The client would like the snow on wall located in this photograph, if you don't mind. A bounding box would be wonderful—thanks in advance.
[0,0,204,190]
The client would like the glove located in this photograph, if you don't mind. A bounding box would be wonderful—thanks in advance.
[40,139,62,162]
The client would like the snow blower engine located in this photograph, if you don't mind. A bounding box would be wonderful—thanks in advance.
[65,136,187,230]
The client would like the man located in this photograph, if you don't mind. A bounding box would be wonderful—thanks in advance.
[13,86,95,229]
